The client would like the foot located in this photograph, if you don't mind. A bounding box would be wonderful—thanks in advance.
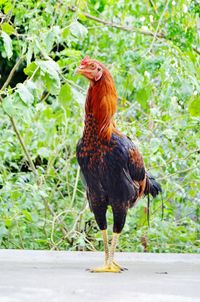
[113,260,128,271]
[88,263,121,273]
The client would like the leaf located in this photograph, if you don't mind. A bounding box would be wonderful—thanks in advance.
[45,30,55,52]
[45,26,60,52]
[4,218,12,228]
[188,96,200,117]
[1,31,13,59]
[3,2,12,14]
[150,138,161,153]
[58,83,72,106]
[24,62,38,76]
[36,59,60,75]
[26,80,37,92]
[77,13,87,22]
[0,225,8,237]
[62,27,70,39]
[36,60,60,95]
[135,84,151,109]
[60,48,81,58]
[180,81,193,97]
[16,83,34,104]
[26,44,34,65]
[2,94,32,120]
[2,96,15,116]
[70,21,88,39]
[163,129,176,139]
[42,74,60,95]
[1,22,15,35]
[38,147,51,158]
[38,190,48,198]
[71,87,85,105]
[22,210,33,222]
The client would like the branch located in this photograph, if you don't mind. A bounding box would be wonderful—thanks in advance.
[154,148,200,169]
[148,0,158,15]
[0,97,39,180]
[68,6,164,38]
[9,116,38,176]
[158,164,200,180]
[69,6,200,55]
[0,56,24,91]
[192,45,200,55]
[144,0,170,56]
[70,166,80,207]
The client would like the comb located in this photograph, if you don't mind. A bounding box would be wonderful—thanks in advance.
[81,56,90,65]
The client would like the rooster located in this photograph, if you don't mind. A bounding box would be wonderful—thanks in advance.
[76,56,162,273]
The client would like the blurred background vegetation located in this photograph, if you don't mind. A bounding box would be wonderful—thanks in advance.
[0,0,199,253]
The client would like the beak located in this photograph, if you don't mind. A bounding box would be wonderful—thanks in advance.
[76,65,85,74]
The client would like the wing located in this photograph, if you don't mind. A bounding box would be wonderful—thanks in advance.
[127,147,146,198]
[128,147,145,181]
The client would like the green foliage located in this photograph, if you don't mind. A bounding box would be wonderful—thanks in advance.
[0,0,199,253]
[188,95,200,116]
[1,31,13,58]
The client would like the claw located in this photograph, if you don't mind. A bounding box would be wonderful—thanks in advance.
[113,261,128,271]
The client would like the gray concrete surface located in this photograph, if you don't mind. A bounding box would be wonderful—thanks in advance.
[0,250,199,302]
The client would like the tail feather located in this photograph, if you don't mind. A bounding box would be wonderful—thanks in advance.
[144,172,162,198]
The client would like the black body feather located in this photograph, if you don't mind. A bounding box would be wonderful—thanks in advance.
[76,114,162,233]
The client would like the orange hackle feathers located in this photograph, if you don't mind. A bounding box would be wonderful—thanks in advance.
[85,62,120,140]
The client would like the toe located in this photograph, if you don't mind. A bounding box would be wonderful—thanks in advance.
[88,265,121,273]
[113,261,128,271]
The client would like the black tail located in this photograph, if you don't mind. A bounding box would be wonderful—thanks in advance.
[144,172,162,227]
[144,172,162,198]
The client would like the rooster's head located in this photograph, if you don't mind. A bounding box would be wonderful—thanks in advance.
[77,56,103,82]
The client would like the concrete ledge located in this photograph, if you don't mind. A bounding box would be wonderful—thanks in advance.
[0,250,199,302]
[0,249,199,263]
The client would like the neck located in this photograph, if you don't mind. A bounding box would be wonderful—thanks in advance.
[84,70,118,141]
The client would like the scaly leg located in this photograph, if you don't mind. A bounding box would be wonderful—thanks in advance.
[89,230,112,272]
[102,229,109,265]
[109,233,127,271]
[107,232,122,272]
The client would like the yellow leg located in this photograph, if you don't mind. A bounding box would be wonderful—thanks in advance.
[107,232,122,272]
[90,232,122,273]
[102,229,109,265]
[111,233,127,271]
[108,233,127,271]
[89,230,112,273]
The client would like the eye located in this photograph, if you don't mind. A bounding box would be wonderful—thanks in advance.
[91,63,95,68]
